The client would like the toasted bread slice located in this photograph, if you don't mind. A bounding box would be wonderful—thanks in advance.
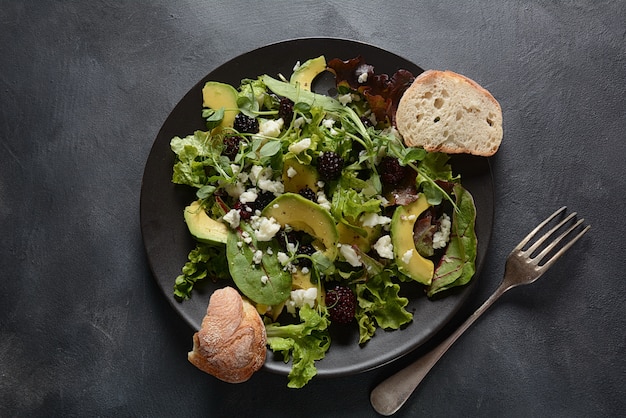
[396,70,503,156]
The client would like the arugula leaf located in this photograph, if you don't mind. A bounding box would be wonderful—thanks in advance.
[173,243,230,300]
[265,304,331,388]
[426,184,477,297]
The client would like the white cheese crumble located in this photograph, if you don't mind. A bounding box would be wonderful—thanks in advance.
[339,244,362,267]
[338,93,352,105]
[361,212,392,227]
[254,216,281,241]
[372,235,394,259]
[286,166,298,178]
[253,250,263,264]
[239,188,258,204]
[288,137,311,154]
[402,249,414,264]
[322,118,335,128]
[258,118,284,137]
[316,190,332,211]
[286,287,318,314]
[222,209,240,229]
[358,71,368,83]
[260,275,269,284]
[432,213,452,249]
[277,251,290,265]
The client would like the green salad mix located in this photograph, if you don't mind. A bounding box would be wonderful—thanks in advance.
[170,56,477,387]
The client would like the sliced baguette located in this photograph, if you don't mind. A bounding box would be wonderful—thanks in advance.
[396,70,503,156]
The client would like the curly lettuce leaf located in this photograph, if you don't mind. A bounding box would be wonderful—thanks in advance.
[173,242,230,300]
[355,269,413,344]
[265,304,331,388]
[427,184,477,297]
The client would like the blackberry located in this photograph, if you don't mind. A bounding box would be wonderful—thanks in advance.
[233,201,253,220]
[222,135,241,159]
[298,186,317,202]
[324,284,356,324]
[378,156,408,186]
[253,191,276,212]
[278,98,295,123]
[295,243,316,269]
[360,115,374,128]
[276,230,299,251]
[233,113,259,134]
[317,151,344,181]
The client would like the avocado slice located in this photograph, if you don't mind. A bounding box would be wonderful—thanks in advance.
[262,193,338,261]
[201,81,239,130]
[390,194,434,285]
[290,56,327,92]
[184,200,229,245]
[282,158,320,194]
[337,222,381,253]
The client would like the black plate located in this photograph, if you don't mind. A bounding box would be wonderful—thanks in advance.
[140,38,494,377]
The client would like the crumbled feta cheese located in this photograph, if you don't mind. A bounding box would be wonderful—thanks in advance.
[288,137,311,154]
[316,190,331,211]
[373,235,394,259]
[249,165,267,185]
[361,212,392,227]
[316,180,325,188]
[338,93,352,105]
[286,166,298,178]
[358,71,368,83]
[277,251,290,265]
[257,178,284,194]
[340,244,362,267]
[432,213,452,250]
[260,275,269,284]
[322,118,335,128]
[402,249,414,264]
[239,188,258,204]
[254,216,281,241]
[258,118,284,137]
[266,247,273,255]
[222,209,240,229]
[241,231,252,244]
[222,179,245,199]
[293,116,308,129]
[301,267,310,274]
[285,287,318,314]
[253,250,263,264]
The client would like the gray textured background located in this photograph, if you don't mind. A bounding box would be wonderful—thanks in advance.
[2,1,625,417]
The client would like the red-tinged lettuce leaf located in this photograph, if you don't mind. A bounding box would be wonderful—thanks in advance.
[327,56,415,126]
[426,184,477,297]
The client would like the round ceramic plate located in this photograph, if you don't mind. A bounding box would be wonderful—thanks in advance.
[140,37,494,377]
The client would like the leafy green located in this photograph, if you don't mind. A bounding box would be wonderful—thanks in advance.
[355,269,413,344]
[427,184,477,297]
[262,75,344,111]
[265,304,331,388]
[226,229,292,306]
[173,243,230,300]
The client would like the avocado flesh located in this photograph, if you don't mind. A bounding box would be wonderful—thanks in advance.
[282,158,319,193]
[262,193,338,261]
[184,200,229,245]
[390,194,434,285]
[337,222,381,253]
[201,81,239,130]
[289,56,327,92]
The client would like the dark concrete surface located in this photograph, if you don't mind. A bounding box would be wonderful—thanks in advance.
[1,1,624,417]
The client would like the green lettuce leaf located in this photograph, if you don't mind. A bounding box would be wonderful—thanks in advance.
[265,304,331,388]
[173,242,230,300]
[355,270,413,344]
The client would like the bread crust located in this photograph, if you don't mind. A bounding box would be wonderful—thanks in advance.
[396,70,503,156]
[188,286,266,383]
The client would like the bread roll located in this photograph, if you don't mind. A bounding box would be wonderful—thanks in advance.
[396,70,503,156]
[188,286,266,383]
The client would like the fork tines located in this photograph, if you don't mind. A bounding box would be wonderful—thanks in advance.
[515,206,590,268]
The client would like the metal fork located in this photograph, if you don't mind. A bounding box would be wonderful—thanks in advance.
[370,207,590,416]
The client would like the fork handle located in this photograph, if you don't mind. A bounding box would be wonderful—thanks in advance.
[370,286,508,416]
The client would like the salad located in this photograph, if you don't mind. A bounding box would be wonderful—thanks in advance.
[170,56,477,388]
